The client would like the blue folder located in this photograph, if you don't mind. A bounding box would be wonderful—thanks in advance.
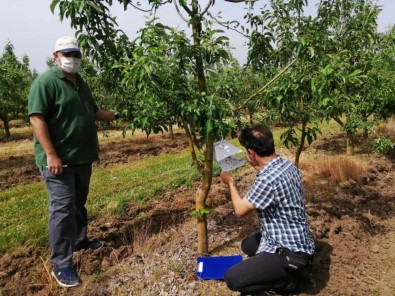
[196,255,243,280]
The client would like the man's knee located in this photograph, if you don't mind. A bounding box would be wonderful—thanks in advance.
[224,266,243,292]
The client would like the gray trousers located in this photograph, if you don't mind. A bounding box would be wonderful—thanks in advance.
[41,163,92,268]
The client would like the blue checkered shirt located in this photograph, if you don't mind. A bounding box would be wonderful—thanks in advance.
[246,156,315,255]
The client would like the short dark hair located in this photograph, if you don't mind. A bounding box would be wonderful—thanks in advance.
[238,125,275,157]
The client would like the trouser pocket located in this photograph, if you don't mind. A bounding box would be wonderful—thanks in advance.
[278,248,311,271]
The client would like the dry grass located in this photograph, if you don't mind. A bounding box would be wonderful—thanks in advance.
[131,220,165,254]
[301,154,369,185]
[375,117,395,140]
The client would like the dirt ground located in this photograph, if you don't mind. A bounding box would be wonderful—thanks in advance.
[0,131,394,296]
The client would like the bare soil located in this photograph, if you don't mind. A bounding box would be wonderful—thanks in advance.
[0,132,394,296]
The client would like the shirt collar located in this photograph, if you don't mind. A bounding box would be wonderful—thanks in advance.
[51,66,81,83]
[256,155,281,176]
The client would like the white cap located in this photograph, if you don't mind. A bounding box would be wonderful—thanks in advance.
[54,36,80,52]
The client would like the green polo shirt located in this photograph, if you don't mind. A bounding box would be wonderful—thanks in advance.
[28,67,100,169]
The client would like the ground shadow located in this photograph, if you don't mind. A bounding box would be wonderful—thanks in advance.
[305,240,332,295]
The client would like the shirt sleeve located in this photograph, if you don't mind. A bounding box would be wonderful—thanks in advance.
[27,76,53,117]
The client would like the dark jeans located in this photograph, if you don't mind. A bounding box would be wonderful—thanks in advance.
[41,163,92,268]
[224,232,313,295]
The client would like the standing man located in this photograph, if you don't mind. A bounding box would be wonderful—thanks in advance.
[220,125,315,295]
[28,36,118,288]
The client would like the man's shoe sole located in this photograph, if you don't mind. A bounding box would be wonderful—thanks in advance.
[51,271,80,288]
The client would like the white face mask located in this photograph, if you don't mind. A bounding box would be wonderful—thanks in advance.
[59,56,81,74]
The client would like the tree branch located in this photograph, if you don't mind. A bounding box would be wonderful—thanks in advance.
[331,115,344,127]
[237,59,297,110]
[200,0,213,16]
[183,119,204,173]
[127,2,153,12]
[178,0,193,16]
[207,11,249,38]
[173,0,190,22]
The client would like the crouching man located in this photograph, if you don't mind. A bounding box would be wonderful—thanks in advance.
[220,125,315,295]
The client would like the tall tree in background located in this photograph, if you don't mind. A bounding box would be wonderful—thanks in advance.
[0,42,35,139]
[245,0,395,161]
[246,0,324,166]
[311,0,386,155]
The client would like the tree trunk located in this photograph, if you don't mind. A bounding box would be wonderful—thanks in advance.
[1,118,11,138]
[190,0,212,255]
[363,128,369,140]
[196,133,214,255]
[295,121,307,168]
[169,123,174,140]
[346,130,355,155]
[248,108,254,125]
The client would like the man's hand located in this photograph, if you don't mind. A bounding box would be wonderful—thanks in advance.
[220,171,234,185]
[220,171,255,217]
[29,114,63,175]
[47,153,64,175]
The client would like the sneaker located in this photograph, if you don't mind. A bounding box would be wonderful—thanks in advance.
[75,239,104,251]
[51,266,79,288]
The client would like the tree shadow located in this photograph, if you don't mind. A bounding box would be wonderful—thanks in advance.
[208,210,257,255]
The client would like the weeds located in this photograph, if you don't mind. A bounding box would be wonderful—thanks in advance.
[315,155,368,184]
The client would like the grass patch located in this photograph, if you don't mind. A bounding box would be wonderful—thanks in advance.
[0,182,48,253]
[89,152,200,216]
[0,150,199,255]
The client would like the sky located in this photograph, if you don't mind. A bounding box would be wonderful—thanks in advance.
[1,0,394,73]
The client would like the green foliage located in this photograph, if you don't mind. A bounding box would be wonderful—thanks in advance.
[245,0,325,164]
[245,0,395,160]
[309,0,394,144]
[118,21,190,137]
[116,18,240,147]
[373,135,394,154]
[190,208,210,219]
[52,0,134,70]
[0,42,35,138]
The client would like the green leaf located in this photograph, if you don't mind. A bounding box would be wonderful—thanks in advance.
[190,208,210,218]
[50,0,60,14]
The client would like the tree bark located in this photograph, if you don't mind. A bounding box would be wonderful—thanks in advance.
[295,121,307,168]
[169,123,174,140]
[346,130,355,155]
[1,118,11,138]
[196,133,214,255]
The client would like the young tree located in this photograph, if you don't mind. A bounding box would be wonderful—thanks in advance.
[245,0,323,166]
[245,0,393,161]
[0,42,35,138]
[51,0,244,255]
[119,16,244,255]
[311,0,386,155]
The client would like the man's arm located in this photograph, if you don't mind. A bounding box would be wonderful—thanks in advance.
[95,109,117,122]
[29,114,63,175]
[220,172,255,218]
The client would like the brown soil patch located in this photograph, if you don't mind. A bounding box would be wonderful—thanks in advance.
[0,132,189,190]
[1,132,394,296]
